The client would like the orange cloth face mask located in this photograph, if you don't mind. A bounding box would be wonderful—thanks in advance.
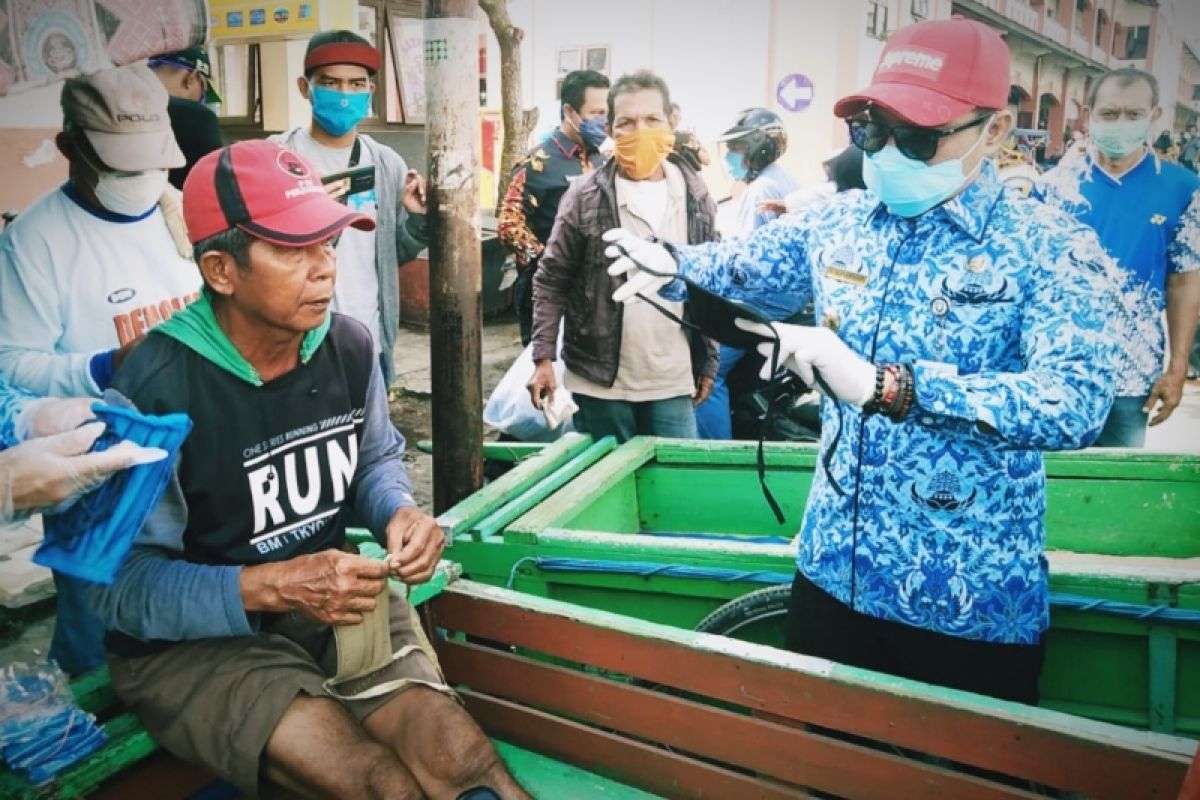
[613,127,676,180]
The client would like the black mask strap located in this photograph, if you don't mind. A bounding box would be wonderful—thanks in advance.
[613,242,847,524]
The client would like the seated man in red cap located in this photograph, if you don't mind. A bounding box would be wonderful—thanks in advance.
[85,140,528,800]
[271,30,427,387]
[605,18,1128,703]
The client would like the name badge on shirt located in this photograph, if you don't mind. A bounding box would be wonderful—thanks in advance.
[824,265,868,286]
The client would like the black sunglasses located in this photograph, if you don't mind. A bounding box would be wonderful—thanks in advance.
[847,114,991,162]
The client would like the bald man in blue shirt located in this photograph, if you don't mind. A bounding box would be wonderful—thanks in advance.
[1040,68,1200,447]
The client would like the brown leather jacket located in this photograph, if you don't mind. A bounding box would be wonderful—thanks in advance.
[530,156,720,387]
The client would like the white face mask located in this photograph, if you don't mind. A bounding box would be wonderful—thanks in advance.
[93,169,168,216]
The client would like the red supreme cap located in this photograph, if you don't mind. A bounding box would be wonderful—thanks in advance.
[183,140,375,247]
[833,17,1010,127]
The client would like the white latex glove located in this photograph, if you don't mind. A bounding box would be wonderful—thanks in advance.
[0,422,168,522]
[602,228,678,304]
[15,397,97,440]
[736,319,876,406]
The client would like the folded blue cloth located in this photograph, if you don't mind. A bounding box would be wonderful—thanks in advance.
[38,403,192,585]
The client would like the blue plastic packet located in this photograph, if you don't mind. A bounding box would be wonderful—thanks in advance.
[37,403,192,585]
[0,663,107,786]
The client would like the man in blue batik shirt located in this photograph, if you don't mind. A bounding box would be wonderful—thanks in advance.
[605,18,1123,704]
[1039,68,1200,447]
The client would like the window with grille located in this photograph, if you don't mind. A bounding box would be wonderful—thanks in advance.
[867,0,890,39]
[1124,25,1150,60]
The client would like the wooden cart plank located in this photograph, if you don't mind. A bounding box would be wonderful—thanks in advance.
[462,690,812,800]
[431,584,1192,800]
[439,639,1037,800]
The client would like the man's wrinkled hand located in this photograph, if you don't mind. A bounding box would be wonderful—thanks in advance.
[402,170,427,214]
[693,376,714,407]
[1145,370,1185,426]
[527,359,557,409]
[602,229,678,303]
[384,506,444,585]
[253,550,391,625]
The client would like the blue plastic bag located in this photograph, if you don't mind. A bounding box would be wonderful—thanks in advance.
[0,663,107,786]
[38,403,192,585]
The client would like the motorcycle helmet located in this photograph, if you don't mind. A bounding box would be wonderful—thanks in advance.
[716,108,787,181]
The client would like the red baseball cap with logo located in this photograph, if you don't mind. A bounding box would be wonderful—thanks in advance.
[833,17,1010,127]
[183,139,375,247]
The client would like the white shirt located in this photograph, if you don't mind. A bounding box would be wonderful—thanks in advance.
[0,186,201,396]
[289,129,382,355]
[726,162,802,237]
[615,174,669,232]
[566,163,694,401]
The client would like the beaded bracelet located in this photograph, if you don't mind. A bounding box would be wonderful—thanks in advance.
[866,365,898,415]
[867,364,914,421]
[889,365,915,421]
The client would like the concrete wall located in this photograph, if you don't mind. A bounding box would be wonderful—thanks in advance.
[0,83,70,211]
[485,0,954,190]
[496,0,769,146]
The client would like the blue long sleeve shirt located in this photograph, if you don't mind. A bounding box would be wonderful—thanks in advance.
[0,376,36,450]
[664,161,1121,644]
[83,317,417,643]
[1038,151,1200,396]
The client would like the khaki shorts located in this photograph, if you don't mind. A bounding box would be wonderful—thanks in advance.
[107,588,449,796]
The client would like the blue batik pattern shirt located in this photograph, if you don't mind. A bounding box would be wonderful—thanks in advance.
[1038,151,1200,396]
[0,376,36,449]
[665,161,1121,644]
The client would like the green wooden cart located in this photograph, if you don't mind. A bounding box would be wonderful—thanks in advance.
[4,571,1196,799]
[441,435,1200,739]
[3,435,1197,797]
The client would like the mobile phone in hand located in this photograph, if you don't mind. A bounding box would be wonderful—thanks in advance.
[321,165,376,202]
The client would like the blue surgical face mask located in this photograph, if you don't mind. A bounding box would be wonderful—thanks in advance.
[1089,118,1151,159]
[577,116,609,150]
[862,121,990,218]
[309,83,371,137]
[725,150,749,182]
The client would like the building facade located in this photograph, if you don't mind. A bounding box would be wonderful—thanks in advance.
[954,0,1200,153]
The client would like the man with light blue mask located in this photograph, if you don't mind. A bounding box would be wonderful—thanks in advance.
[272,30,428,384]
[696,108,802,439]
[1039,68,1200,447]
[603,18,1126,704]
[498,69,611,345]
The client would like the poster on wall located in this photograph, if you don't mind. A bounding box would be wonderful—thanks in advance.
[390,12,424,124]
[209,0,320,41]
[0,0,207,96]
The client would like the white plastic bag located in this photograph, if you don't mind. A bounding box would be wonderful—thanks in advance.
[483,331,576,442]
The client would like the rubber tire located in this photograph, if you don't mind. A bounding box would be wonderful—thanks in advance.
[694,583,792,639]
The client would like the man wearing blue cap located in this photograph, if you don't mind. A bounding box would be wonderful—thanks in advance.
[148,47,224,190]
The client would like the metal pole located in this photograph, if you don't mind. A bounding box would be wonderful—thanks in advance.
[425,0,483,513]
